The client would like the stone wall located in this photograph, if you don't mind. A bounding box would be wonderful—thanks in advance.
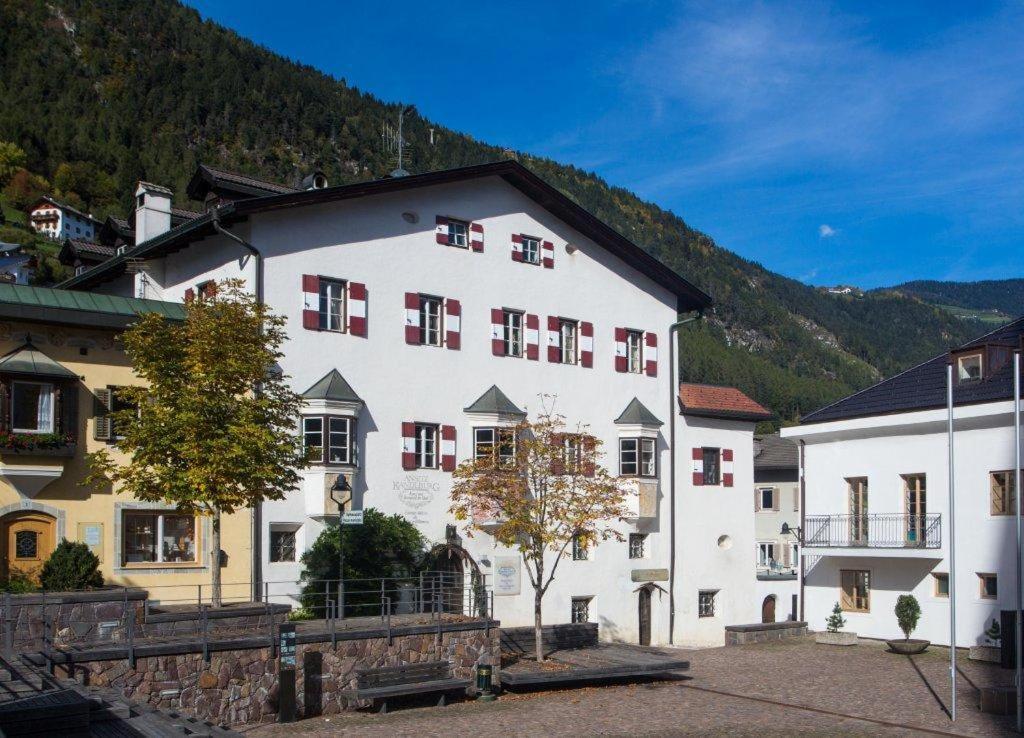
[60,622,499,726]
[724,621,808,646]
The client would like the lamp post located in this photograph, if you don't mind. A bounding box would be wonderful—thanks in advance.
[780,522,803,543]
[329,475,352,619]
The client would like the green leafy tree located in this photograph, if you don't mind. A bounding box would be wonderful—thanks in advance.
[40,540,103,591]
[299,508,427,617]
[0,141,27,187]
[86,280,307,605]
[894,594,921,640]
[2,169,48,211]
[826,602,846,633]
[450,401,632,661]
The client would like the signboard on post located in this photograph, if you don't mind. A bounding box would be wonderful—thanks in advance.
[277,623,296,723]
[493,556,521,596]
[341,510,364,526]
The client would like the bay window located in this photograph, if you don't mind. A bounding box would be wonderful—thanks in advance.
[303,415,353,465]
[619,437,656,478]
[474,427,516,468]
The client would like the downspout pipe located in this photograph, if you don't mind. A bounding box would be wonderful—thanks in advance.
[210,206,264,602]
[668,310,702,645]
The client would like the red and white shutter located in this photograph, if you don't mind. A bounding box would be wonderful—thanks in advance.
[470,222,484,252]
[722,449,734,487]
[404,292,420,345]
[580,322,594,368]
[645,332,658,377]
[347,282,367,337]
[547,316,561,363]
[614,327,628,372]
[401,422,416,470]
[542,240,554,268]
[302,274,320,330]
[491,308,505,356]
[435,215,449,245]
[511,234,524,262]
[691,448,704,485]
[440,425,457,472]
[444,298,461,350]
[525,314,540,360]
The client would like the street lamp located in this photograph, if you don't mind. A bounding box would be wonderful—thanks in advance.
[329,475,352,619]
[781,522,803,543]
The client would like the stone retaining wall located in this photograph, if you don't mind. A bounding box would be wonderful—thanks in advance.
[59,622,499,726]
[725,621,808,646]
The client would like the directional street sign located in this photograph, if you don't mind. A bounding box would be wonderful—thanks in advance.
[341,510,364,525]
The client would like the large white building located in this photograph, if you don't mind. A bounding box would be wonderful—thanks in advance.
[61,161,767,646]
[783,318,1023,646]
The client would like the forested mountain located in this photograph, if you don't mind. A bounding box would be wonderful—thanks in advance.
[0,0,980,424]
[883,279,1023,319]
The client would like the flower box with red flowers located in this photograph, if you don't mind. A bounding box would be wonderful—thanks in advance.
[0,431,77,457]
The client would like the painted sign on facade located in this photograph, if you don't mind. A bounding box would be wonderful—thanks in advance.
[493,555,522,596]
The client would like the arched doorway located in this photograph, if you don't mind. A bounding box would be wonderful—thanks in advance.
[1,511,56,580]
[638,587,652,646]
[761,595,776,624]
[423,542,483,616]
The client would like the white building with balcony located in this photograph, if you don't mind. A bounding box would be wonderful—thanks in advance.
[783,317,1024,646]
[753,434,800,623]
[57,161,767,647]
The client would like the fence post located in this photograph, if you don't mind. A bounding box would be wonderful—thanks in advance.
[264,581,269,605]
[385,597,392,646]
[2,592,11,657]
[201,605,210,663]
[197,584,202,608]
[419,571,425,614]
[268,604,276,658]
[486,591,493,638]
[435,596,441,649]
[126,607,135,669]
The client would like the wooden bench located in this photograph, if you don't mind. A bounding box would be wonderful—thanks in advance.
[339,661,471,713]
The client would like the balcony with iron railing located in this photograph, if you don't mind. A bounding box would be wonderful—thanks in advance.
[803,514,942,557]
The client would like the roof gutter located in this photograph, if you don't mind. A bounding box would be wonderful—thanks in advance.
[210,206,264,601]
[668,310,703,645]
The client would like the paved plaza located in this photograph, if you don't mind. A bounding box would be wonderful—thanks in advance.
[248,636,1017,736]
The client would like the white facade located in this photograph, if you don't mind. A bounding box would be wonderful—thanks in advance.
[29,198,98,242]
[753,446,800,623]
[79,168,759,646]
[784,395,1023,646]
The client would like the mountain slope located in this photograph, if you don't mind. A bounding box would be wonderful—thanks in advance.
[0,0,977,423]
[882,279,1023,320]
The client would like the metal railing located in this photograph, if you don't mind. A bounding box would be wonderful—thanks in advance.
[804,513,941,549]
[1,573,493,668]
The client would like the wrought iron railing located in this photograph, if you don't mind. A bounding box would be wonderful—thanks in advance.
[804,513,941,549]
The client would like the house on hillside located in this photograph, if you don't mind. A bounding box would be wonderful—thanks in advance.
[56,160,770,646]
[0,242,35,285]
[28,196,102,242]
[0,284,251,594]
[783,318,1024,645]
[753,434,800,622]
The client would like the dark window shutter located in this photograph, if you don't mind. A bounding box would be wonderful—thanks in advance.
[60,383,79,440]
[93,387,113,441]
[0,380,9,431]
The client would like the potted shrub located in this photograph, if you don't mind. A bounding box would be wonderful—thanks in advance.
[970,619,1002,663]
[887,594,929,654]
[816,602,857,645]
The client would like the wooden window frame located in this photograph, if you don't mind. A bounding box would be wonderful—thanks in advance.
[571,596,592,623]
[559,319,578,365]
[932,572,949,598]
[956,352,983,382]
[840,569,871,612]
[698,590,717,618]
[990,470,1020,516]
[625,329,643,374]
[121,511,199,567]
[502,309,524,357]
[473,426,516,468]
[318,278,347,333]
[619,437,656,478]
[446,219,469,248]
[269,527,298,563]
[11,380,55,434]
[572,535,588,561]
[414,423,439,469]
[979,572,998,600]
[757,541,776,567]
[521,235,541,265]
[702,447,721,486]
[758,487,776,512]
[418,295,443,347]
[628,533,647,560]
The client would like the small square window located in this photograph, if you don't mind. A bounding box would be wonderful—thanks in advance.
[957,353,983,382]
[698,590,717,618]
[473,427,515,468]
[572,535,588,561]
[269,528,297,563]
[990,471,1019,516]
[979,573,998,600]
[447,219,468,248]
[571,596,591,623]
[628,533,647,559]
[521,236,540,265]
[840,569,870,612]
[933,573,949,598]
[756,542,776,567]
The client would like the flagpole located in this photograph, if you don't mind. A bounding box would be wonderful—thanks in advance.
[947,362,957,722]
[1014,350,1021,734]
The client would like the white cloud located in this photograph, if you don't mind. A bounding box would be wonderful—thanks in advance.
[819,224,836,238]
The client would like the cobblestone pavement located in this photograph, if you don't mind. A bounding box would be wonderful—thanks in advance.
[246,637,1017,736]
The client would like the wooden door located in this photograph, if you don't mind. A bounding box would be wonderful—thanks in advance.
[762,595,776,623]
[848,478,868,544]
[904,475,926,545]
[638,587,651,646]
[1,512,56,580]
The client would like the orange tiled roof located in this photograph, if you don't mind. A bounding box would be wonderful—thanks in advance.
[678,383,773,421]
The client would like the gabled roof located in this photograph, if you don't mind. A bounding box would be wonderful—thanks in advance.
[302,369,362,403]
[754,434,798,470]
[0,283,184,330]
[800,316,1024,424]
[0,343,78,379]
[187,164,299,202]
[678,383,773,422]
[464,385,525,416]
[614,397,662,426]
[29,196,103,227]
[58,238,116,267]
[60,161,712,311]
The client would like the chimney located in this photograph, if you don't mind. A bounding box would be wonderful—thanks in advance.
[134,182,173,243]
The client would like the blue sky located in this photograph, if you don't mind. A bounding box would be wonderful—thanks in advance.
[186,1,1023,289]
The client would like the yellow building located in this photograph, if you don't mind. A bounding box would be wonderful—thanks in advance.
[0,284,252,603]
